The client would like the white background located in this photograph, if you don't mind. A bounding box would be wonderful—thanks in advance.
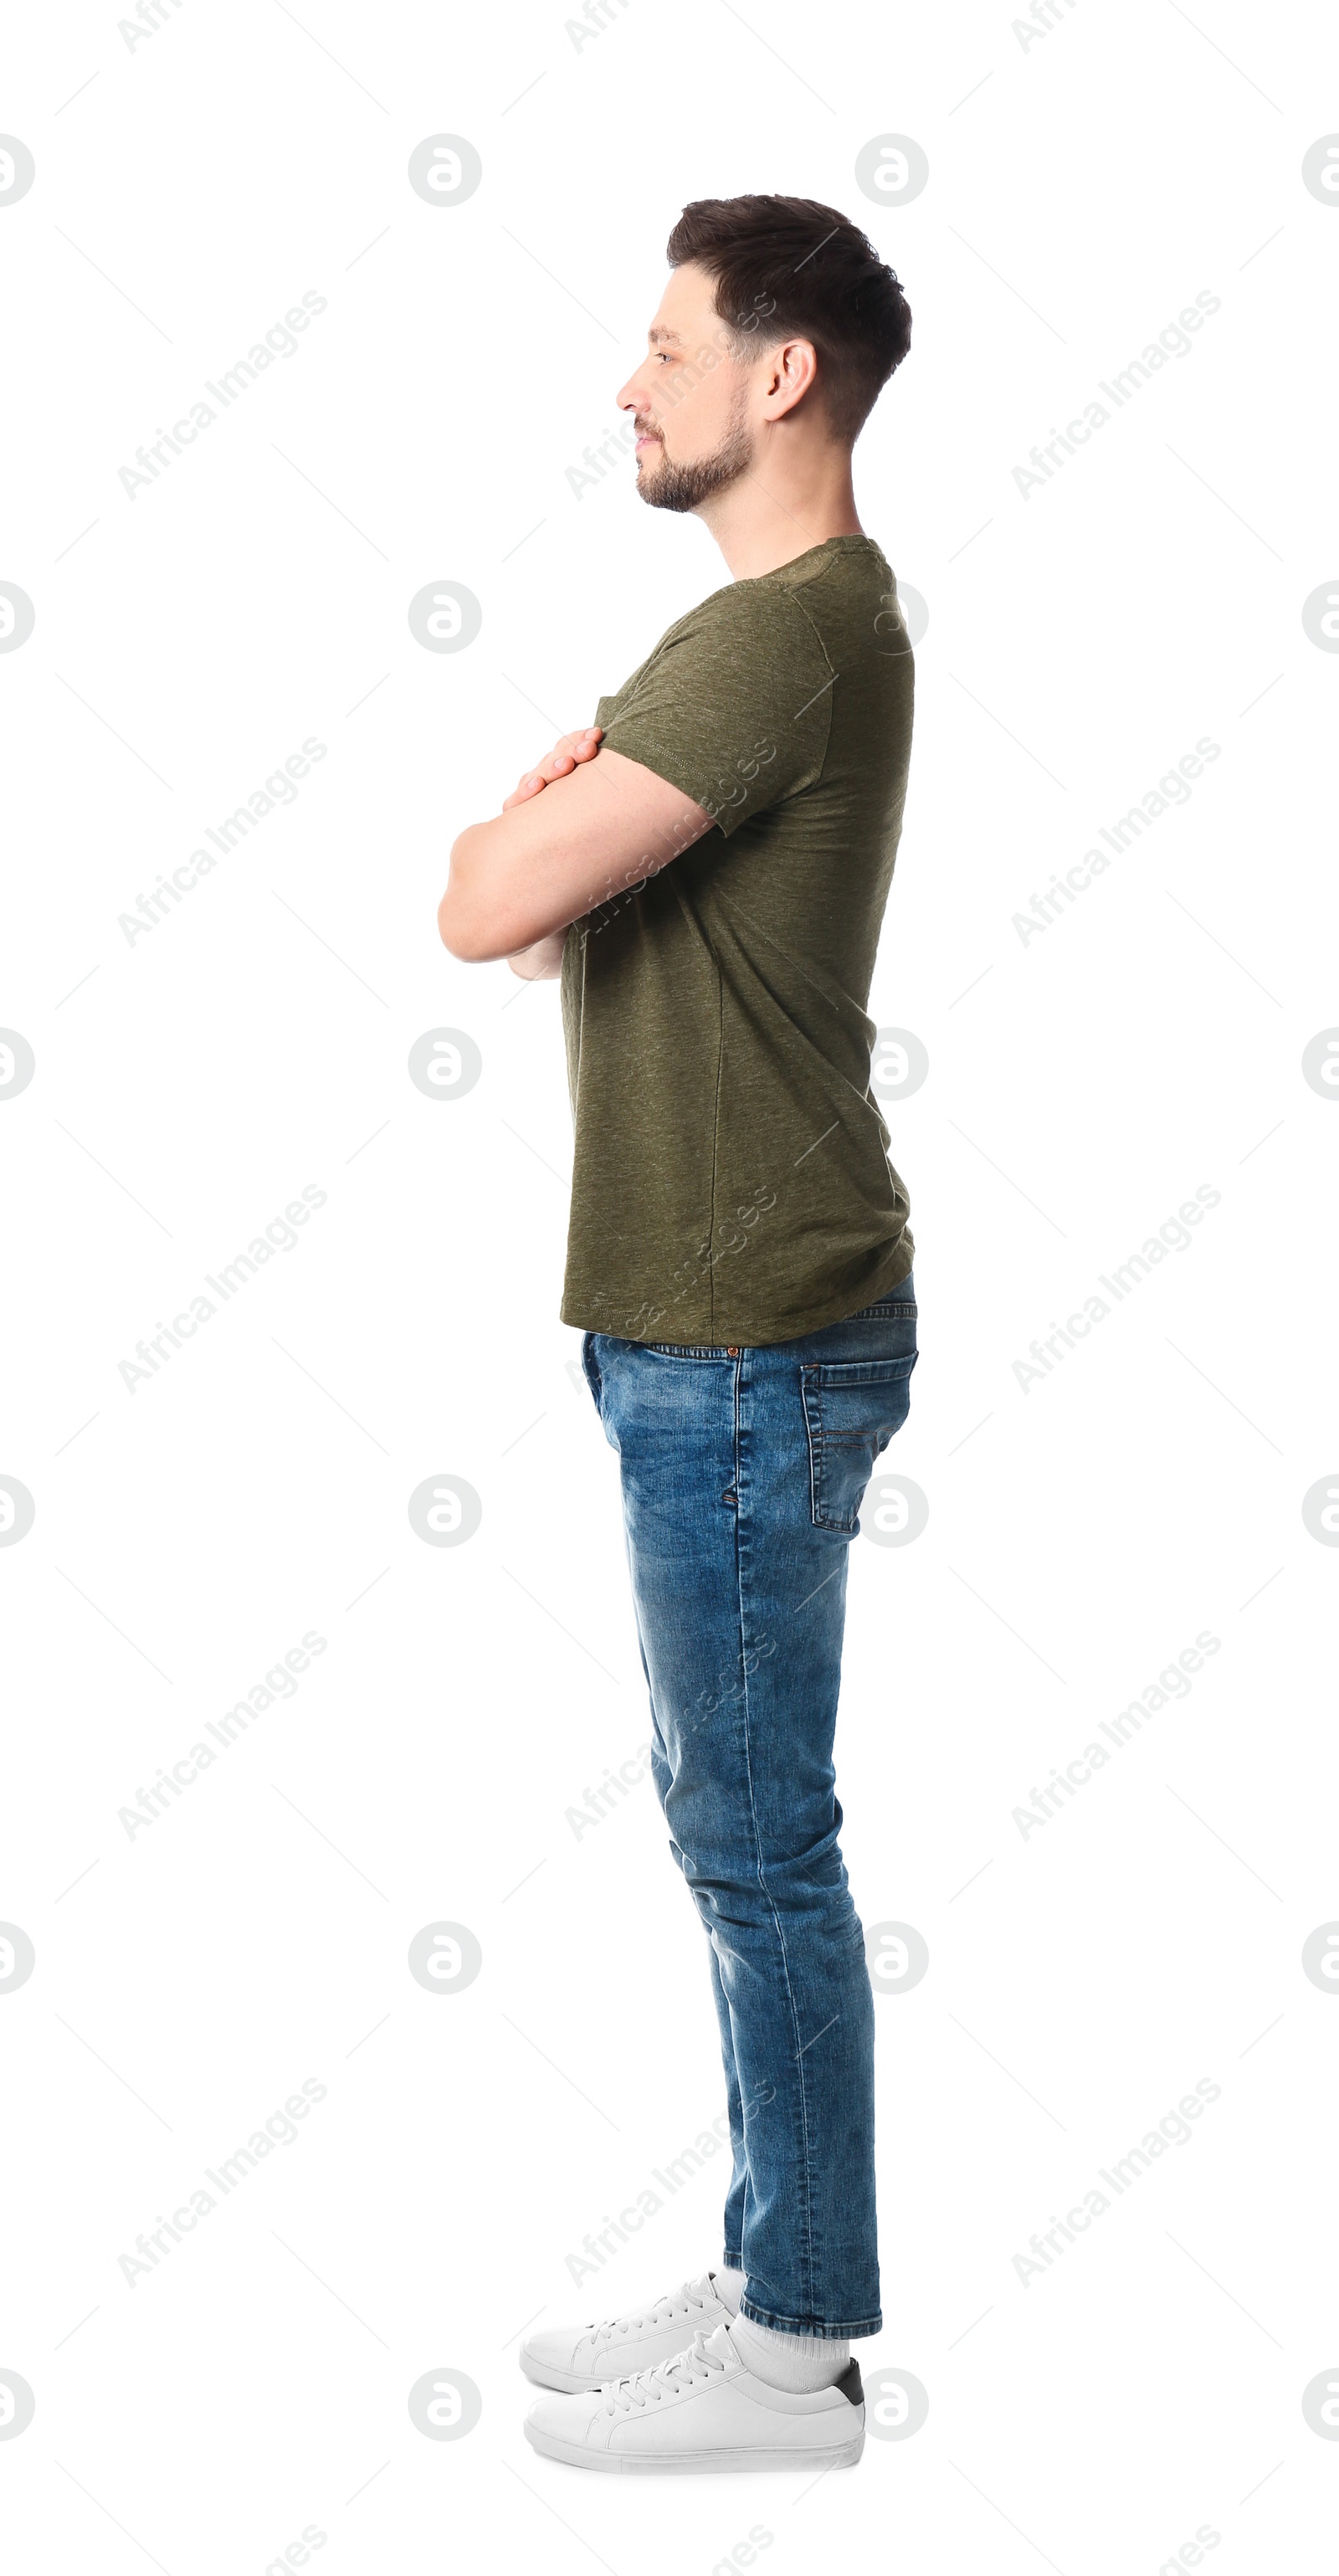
[2,2,1337,2569]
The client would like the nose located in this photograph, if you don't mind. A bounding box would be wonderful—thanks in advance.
[616,363,649,419]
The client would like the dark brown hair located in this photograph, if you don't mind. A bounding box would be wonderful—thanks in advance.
[665,193,911,445]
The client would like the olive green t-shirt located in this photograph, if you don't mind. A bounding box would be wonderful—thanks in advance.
[560,533,915,1347]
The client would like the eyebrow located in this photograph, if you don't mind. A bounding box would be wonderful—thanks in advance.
[648,326,685,347]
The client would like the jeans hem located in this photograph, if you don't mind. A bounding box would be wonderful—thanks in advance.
[738,2294,882,2340]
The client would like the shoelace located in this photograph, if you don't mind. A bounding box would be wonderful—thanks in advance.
[588,2276,714,2353]
[602,2326,729,2415]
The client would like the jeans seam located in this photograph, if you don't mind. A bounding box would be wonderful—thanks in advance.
[581,1332,603,1415]
[801,1369,823,1527]
[801,1369,858,1535]
[732,1352,817,2322]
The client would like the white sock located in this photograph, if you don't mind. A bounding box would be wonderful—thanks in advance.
[728,2307,849,2392]
[712,2266,746,2317]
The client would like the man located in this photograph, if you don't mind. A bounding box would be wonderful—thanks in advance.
[439,194,916,2473]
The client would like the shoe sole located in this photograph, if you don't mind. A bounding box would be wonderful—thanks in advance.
[523,2421,864,2474]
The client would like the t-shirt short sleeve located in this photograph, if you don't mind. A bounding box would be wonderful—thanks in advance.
[596,581,834,839]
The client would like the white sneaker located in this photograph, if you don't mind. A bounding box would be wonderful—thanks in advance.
[523,2320,865,2474]
[520,2271,731,2394]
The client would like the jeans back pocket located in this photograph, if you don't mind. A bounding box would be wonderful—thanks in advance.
[801,1355,917,1534]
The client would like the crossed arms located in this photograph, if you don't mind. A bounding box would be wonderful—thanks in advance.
[437,726,716,976]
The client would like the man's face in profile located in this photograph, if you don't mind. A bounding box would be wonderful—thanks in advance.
[617,261,757,513]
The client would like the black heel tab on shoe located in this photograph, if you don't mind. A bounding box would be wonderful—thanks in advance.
[834,2358,864,2405]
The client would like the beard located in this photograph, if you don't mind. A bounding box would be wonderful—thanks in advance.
[634,398,752,513]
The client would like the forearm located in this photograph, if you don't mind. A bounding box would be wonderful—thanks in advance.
[438,816,577,962]
[437,748,714,963]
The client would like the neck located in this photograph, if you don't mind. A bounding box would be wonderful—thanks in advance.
[697,427,864,580]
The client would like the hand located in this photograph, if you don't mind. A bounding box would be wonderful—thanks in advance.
[507,931,567,981]
[502,726,603,812]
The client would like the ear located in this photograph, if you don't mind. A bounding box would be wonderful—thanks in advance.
[763,335,820,422]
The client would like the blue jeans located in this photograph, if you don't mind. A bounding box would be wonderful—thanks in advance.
[581,1275,917,2338]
